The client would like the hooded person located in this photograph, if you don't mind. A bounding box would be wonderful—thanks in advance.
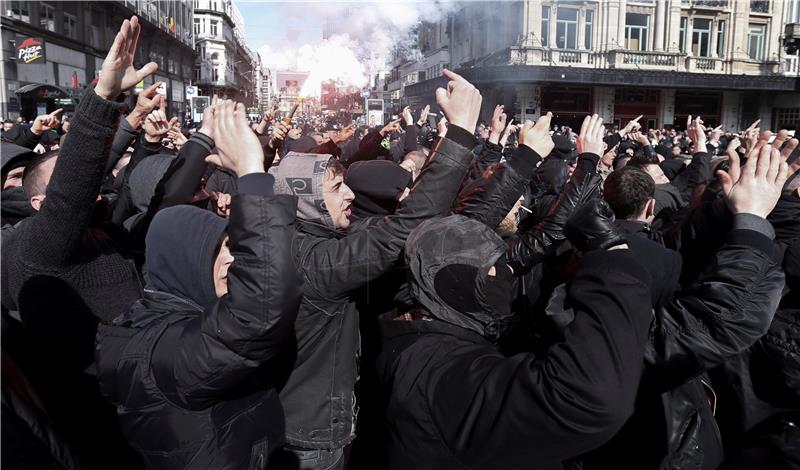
[95,178,302,469]
[1,142,37,226]
[344,160,412,223]
[375,211,655,470]
[264,112,480,468]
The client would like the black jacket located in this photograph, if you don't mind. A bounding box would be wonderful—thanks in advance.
[580,216,785,470]
[376,219,653,470]
[270,127,476,449]
[1,89,143,469]
[96,188,301,470]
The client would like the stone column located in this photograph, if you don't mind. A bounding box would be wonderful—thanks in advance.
[658,89,676,127]
[666,0,683,53]
[593,86,615,123]
[730,0,750,60]
[526,0,544,46]
[517,84,541,122]
[654,0,665,51]
[721,91,742,132]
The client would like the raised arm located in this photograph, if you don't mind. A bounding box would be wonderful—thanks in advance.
[643,143,789,391]
[21,16,158,267]
[151,101,301,409]
[505,114,605,274]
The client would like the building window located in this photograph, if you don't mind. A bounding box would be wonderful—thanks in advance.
[679,17,687,53]
[63,13,77,39]
[747,24,766,61]
[716,20,726,57]
[39,2,55,31]
[212,67,219,82]
[7,1,30,22]
[692,18,712,57]
[750,0,770,13]
[584,10,594,49]
[555,8,579,49]
[541,6,550,47]
[625,13,650,51]
[210,20,218,37]
[194,18,200,35]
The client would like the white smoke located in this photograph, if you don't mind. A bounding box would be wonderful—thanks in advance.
[254,1,459,96]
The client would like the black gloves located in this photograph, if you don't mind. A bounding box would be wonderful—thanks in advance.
[565,199,626,252]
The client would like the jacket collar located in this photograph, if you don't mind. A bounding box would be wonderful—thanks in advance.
[112,289,202,328]
[378,311,490,352]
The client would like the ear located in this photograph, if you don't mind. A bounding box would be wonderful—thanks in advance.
[30,194,45,211]
[645,197,656,218]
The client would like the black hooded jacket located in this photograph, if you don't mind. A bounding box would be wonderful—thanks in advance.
[96,178,302,470]
[376,215,654,469]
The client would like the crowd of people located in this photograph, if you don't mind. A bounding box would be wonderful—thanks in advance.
[2,15,799,470]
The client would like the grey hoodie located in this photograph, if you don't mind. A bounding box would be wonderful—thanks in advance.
[270,152,335,228]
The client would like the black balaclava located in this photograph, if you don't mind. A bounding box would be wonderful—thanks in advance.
[145,205,227,309]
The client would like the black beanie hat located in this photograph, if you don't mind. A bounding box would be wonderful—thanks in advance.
[345,160,412,219]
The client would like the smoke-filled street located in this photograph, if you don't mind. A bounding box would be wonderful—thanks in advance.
[2,1,800,470]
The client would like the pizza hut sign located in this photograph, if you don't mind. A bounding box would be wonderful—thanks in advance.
[16,36,46,64]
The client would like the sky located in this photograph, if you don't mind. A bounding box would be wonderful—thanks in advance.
[237,2,323,51]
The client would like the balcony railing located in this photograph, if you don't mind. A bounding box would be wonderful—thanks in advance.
[683,0,730,7]
[621,51,677,66]
[509,42,785,75]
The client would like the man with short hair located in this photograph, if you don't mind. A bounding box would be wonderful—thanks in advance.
[267,69,483,469]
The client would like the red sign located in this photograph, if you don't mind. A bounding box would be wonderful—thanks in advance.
[16,36,45,64]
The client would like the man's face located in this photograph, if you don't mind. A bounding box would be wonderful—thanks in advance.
[62,120,70,132]
[644,163,670,185]
[3,122,13,132]
[672,146,681,157]
[312,134,325,145]
[288,128,301,140]
[322,169,355,229]
[3,167,25,190]
[213,236,234,298]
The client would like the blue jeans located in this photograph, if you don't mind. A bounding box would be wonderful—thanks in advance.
[269,446,344,470]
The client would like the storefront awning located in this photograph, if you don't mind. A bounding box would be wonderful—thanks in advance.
[15,83,69,99]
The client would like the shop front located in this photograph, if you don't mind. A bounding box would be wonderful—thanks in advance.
[15,83,69,120]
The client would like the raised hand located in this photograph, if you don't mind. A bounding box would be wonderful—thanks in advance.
[95,16,158,100]
[686,115,706,154]
[519,112,554,157]
[212,100,264,176]
[269,121,291,149]
[619,115,643,137]
[380,118,402,137]
[401,106,413,126]
[575,114,604,156]
[167,128,187,147]
[717,141,789,218]
[31,108,63,136]
[417,104,430,127]
[434,69,482,132]
[127,82,163,129]
[488,105,507,144]
[332,123,355,144]
[143,109,173,142]
[499,119,517,148]
[726,136,741,158]
[741,119,761,152]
